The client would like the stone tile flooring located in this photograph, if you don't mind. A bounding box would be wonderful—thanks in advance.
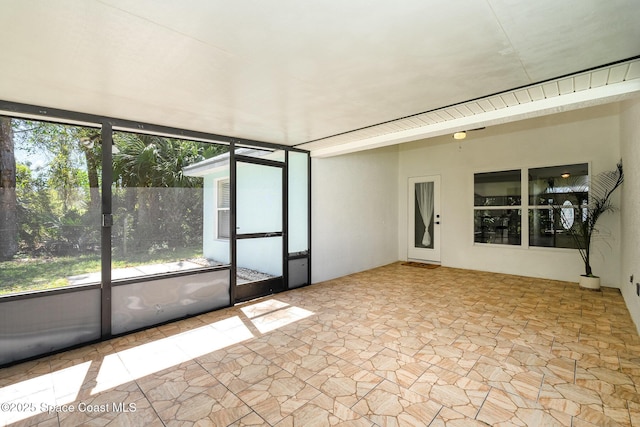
[2,262,640,426]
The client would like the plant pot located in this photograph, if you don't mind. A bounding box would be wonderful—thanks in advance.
[579,275,601,290]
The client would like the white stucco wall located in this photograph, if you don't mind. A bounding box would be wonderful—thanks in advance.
[311,146,399,283]
[203,173,230,264]
[398,104,622,286]
[201,157,310,277]
[620,97,640,332]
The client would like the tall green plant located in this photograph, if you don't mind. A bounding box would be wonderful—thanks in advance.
[553,161,624,277]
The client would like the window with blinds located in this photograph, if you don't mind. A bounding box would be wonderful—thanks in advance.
[217,178,230,239]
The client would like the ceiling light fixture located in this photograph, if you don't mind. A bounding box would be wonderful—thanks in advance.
[561,172,570,178]
[453,131,466,140]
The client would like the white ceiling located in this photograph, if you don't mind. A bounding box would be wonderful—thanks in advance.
[1,0,639,156]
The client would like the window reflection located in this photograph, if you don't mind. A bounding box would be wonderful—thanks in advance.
[528,163,588,249]
[474,209,521,245]
[473,170,521,245]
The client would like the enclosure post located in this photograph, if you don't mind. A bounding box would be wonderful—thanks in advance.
[229,141,237,305]
[101,122,113,338]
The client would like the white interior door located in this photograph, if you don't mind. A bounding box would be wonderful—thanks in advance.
[408,175,441,262]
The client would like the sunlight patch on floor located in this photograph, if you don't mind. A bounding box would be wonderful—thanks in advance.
[97,316,253,393]
[252,306,314,334]
[0,362,90,424]
[0,298,315,426]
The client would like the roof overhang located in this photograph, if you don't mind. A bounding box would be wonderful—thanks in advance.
[299,59,640,157]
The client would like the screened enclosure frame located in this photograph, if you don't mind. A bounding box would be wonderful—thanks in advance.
[0,99,312,366]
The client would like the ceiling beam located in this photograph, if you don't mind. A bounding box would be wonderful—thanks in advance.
[309,68,640,158]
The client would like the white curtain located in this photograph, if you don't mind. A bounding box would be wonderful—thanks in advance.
[416,182,434,247]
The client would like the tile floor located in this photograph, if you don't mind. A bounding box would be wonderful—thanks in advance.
[1,262,640,426]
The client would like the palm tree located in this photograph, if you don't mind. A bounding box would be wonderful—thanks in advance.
[552,161,624,278]
[111,133,226,253]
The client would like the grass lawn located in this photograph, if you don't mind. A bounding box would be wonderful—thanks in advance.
[0,247,203,296]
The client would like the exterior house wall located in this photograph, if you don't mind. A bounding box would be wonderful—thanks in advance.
[201,162,291,277]
[311,146,399,283]
[620,97,640,332]
[398,104,622,286]
[203,173,230,264]
[196,151,309,279]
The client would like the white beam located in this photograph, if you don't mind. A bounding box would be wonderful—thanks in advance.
[310,79,640,158]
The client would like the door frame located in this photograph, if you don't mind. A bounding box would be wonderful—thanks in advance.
[408,175,441,263]
[230,152,286,303]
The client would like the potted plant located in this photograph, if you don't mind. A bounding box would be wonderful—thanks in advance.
[550,161,624,289]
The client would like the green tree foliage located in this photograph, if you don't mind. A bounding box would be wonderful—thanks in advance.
[9,120,101,255]
[113,133,218,188]
[0,117,18,260]
[111,132,227,256]
[2,118,228,294]
[7,120,226,259]
[15,163,53,252]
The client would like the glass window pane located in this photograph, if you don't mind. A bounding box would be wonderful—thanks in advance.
[217,179,230,209]
[1,118,101,295]
[528,163,588,249]
[415,182,435,249]
[474,170,521,206]
[288,151,309,254]
[474,209,521,245]
[218,209,230,239]
[216,178,230,240]
[528,163,588,206]
[529,207,583,249]
[111,132,228,280]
